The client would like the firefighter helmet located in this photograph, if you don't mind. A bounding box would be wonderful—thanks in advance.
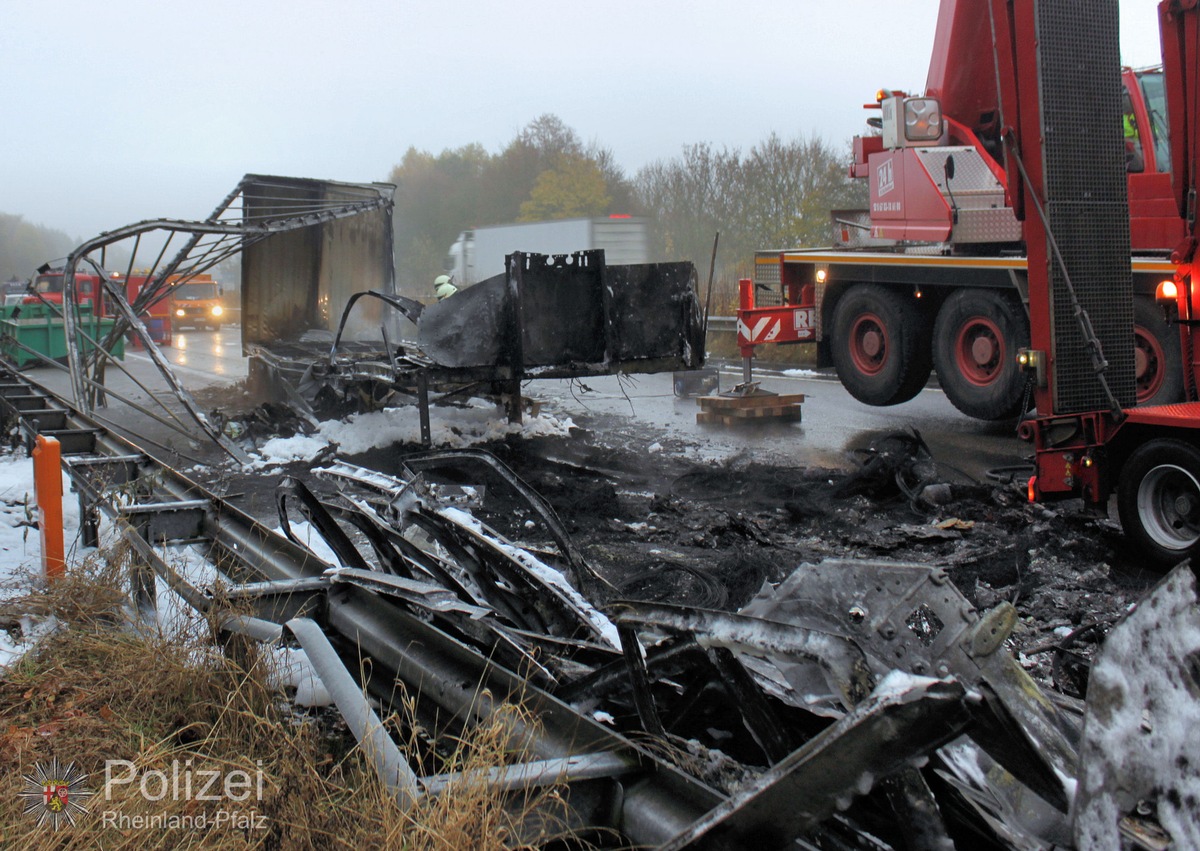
[434,274,457,301]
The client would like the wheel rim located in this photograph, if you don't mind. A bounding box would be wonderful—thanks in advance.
[1137,463,1200,551]
[953,316,1005,386]
[849,312,888,376]
[1133,325,1165,403]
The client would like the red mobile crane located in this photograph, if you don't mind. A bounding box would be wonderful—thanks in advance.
[742,0,1200,565]
[1021,0,1200,566]
[737,0,1183,422]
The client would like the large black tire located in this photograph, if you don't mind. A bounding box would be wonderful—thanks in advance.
[1133,296,1183,407]
[1117,439,1200,568]
[830,284,932,406]
[932,289,1030,420]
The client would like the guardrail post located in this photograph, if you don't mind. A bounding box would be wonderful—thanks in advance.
[33,434,65,580]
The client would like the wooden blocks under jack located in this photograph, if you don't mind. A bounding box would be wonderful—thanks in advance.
[696,392,805,426]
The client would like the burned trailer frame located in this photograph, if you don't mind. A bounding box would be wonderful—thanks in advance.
[24,175,396,465]
[262,453,1193,849]
[246,250,706,444]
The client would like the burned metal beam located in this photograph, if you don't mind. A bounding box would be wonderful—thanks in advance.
[286,616,421,808]
[659,677,973,850]
[614,600,875,708]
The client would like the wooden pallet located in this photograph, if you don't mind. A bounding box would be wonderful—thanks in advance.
[696,393,804,425]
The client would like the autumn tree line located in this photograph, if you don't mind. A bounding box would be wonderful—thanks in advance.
[0,213,77,286]
[388,114,867,304]
[2,115,865,310]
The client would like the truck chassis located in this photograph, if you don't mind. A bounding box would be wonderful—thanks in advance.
[739,250,1179,420]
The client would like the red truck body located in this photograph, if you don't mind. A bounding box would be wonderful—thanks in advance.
[24,269,174,346]
[25,270,106,312]
[737,0,1184,422]
[1017,0,1200,565]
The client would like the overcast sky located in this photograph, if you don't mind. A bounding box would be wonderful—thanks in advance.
[1,0,1164,242]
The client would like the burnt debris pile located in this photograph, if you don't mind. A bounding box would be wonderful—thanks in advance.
[261,445,1199,849]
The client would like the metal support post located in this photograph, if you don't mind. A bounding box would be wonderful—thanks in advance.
[417,371,431,447]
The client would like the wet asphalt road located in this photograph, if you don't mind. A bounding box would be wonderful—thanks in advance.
[531,365,1031,483]
[23,329,1030,482]
[21,327,248,464]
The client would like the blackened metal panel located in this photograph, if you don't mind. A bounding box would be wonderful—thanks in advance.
[416,271,511,368]
[1037,0,1136,412]
[603,261,704,366]
[241,175,395,347]
[416,251,704,373]
[513,250,607,366]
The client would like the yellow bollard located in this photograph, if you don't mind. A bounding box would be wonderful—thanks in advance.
[32,434,65,580]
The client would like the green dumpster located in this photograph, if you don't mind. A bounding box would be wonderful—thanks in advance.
[0,303,126,368]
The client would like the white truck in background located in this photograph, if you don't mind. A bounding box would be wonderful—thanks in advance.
[444,215,649,286]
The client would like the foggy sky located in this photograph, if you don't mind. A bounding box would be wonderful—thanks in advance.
[1,0,1164,242]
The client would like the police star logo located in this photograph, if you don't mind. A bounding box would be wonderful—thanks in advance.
[20,757,94,828]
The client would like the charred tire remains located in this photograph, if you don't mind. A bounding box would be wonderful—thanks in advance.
[932,288,1030,421]
[1132,295,1183,406]
[1117,438,1200,566]
[831,284,932,407]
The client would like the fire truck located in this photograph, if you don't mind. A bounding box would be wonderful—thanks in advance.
[24,268,106,311]
[737,6,1181,422]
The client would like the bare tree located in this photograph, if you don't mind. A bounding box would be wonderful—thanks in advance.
[634,133,866,280]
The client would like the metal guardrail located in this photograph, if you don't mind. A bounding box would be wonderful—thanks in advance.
[0,367,723,845]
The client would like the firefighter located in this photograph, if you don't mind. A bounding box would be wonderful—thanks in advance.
[434,274,458,301]
[1124,91,1144,173]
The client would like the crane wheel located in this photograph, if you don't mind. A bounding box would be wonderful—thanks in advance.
[932,289,1029,420]
[830,284,931,406]
[1118,439,1200,568]
[1133,296,1183,406]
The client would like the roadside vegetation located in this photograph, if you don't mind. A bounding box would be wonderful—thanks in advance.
[387,113,867,300]
[0,214,78,285]
[0,545,570,849]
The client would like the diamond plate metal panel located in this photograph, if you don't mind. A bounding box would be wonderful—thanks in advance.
[753,253,781,289]
[753,253,784,307]
[915,146,1005,202]
[954,207,1023,243]
[912,147,1021,243]
[1037,0,1136,413]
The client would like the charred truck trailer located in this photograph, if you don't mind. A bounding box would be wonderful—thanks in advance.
[738,0,1182,422]
[242,181,703,440]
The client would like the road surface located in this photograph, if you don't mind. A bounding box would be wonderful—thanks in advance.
[529,365,1030,483]
[22,328,1030,482]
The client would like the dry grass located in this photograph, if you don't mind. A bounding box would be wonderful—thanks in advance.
[0,546,573,849]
